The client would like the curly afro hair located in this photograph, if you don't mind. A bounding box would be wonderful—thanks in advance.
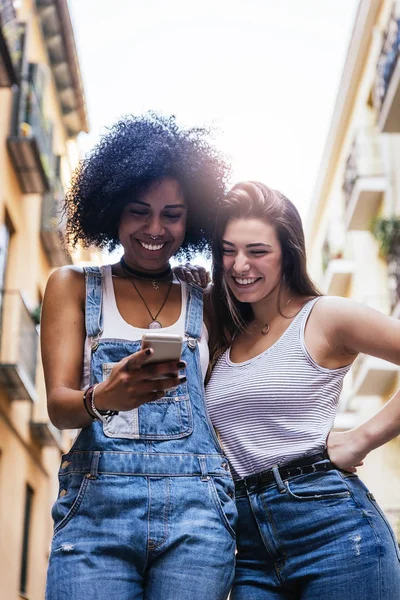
[65,112,230,256]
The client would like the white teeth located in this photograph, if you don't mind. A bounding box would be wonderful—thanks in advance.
[139,241,165,251]
[234,278,258,285]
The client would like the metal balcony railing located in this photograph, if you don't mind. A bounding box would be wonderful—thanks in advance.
[0,0,24,86]
[7,62,55,193]
[374,1,400,116]
[0,290,38,401]
[30,420,63,448]
[342,126,384,213]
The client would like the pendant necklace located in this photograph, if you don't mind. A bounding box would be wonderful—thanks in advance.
[261,298,292,335]
[130,277,173,329]
[120,256,172,290]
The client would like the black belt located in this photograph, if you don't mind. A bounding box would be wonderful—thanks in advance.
[235,450,334,493]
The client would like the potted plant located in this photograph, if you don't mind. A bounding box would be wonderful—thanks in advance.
[30,303,41,326]
[371,216,400,258]
[371,216,400,309]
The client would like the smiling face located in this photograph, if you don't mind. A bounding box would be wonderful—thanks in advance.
[222,217,283,304]
[118,177,187,273]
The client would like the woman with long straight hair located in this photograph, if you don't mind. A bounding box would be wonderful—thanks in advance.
[205,180,400,599]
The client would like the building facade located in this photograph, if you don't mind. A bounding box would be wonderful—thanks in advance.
[0,1,95,598]
[307,0,400,539]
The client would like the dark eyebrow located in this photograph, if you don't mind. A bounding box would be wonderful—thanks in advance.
[131,201,186,210]
[164,204,186,210]
[222,240,271,248]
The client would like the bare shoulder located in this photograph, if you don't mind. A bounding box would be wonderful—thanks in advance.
[44,265,86,305]
[311,295,354,314]
[311,295,400,360]
[309,295,377,334]
[311,295,387,322]
[46,265,84,286]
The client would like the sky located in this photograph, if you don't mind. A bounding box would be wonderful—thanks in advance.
[68,0,358,263]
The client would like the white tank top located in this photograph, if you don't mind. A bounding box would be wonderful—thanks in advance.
[82,265,209,387]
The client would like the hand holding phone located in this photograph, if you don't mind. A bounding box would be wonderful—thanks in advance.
[141,334,183,381]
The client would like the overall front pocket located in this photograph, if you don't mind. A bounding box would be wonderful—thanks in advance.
[101,362,193,440]
[207,476,238,539]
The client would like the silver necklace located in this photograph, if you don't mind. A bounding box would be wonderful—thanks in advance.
[130,278,173,329]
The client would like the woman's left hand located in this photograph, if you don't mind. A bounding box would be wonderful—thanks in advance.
[173,263,210,288]
[327,430,366,473]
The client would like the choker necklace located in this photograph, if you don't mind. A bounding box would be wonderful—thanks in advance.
[120,256,172,290]
[130,277,173,329]
[261,298,292,335]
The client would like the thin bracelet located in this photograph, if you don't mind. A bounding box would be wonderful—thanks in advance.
[83,385,96,419]
[90,383,118,422]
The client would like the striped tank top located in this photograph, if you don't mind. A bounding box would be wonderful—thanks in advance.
[205,297,351,479]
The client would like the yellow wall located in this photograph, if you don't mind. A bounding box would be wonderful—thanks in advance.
[0,1,91,598]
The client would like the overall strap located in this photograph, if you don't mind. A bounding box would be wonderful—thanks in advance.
[84,266,103,346]
[184,283,203,347]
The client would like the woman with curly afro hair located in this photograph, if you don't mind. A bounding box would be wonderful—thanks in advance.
[42,113,237,600]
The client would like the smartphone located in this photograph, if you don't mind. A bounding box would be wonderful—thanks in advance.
[141,334,183,383]
[141,333,183,364]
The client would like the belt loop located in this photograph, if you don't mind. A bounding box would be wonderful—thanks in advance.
[272,465,286,494]
[88,451,100,480]
[198,456,210,482]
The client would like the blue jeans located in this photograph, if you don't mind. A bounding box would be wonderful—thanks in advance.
[232,461,400,599]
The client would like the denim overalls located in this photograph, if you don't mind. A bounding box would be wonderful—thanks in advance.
[46,267,237,600]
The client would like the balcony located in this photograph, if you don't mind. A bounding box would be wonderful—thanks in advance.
[374,1,400,132]
[0,0,24,87]
[343,127,385,230]
[40,176,71,266]
[322,259,355,296]
[7,62,54,194]
[321,239,355,296]
[30,420,62,447]
[352,353,399,396]
[35,0,89,136]
[0,290,38,401]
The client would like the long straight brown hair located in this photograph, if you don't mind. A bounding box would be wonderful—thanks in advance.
[209,181,322,370]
